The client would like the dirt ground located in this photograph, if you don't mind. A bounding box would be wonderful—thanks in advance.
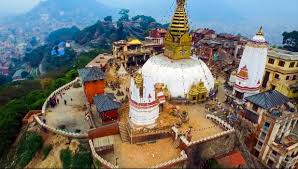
[101,135,180,168]
[45,86,90,132]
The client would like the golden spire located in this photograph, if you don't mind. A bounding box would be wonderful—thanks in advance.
[256,26,264,36]
[164,0,192,60]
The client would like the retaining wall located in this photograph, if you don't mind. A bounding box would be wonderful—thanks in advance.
[89,140,119,169]
[34,115,88,138]
[150,150,188,168]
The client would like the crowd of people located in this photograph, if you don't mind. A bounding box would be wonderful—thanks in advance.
[48,82,75,108]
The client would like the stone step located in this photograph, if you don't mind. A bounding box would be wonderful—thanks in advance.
[119,123,129,142]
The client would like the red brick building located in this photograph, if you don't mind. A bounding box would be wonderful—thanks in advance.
[78,67,105,104]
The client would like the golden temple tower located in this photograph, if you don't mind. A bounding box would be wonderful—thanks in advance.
[164,0,192,60]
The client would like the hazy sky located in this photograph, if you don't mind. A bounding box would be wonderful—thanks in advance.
[0,0,40,15]
[1,0,298,16]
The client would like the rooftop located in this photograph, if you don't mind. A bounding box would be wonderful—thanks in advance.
[245,90,289,110]
[78,67,105,83]
[94,93,121,113]
[86,53,115,68]
[215,151,246,168]
[268,48,298,61]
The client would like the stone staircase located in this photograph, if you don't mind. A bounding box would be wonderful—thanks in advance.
[119,122,129,143]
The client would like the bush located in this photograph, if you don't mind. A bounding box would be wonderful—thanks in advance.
[60,148,72,169]
[60,146,93,169]
[72,150,93,169]
[42,144,53,160]
[16,132,43,168]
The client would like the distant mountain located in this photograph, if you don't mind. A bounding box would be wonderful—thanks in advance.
[1,0,115,45]
[8,0,113,27]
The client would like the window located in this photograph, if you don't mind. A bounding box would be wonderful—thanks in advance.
[252,104,259,112]
[293,75,297,80]
[267,159,274,168]
[289,62,295,68]
[278,61,285,67]
[275,74,280,79]
[296,62,298,67]
[260,132,267,140]
[286,76,290,80]
[268,58,275,64]
[264,122,270,131]
[272,150,278,156]
[257,141,263,147]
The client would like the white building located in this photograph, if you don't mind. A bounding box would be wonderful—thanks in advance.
[233,27,269,99]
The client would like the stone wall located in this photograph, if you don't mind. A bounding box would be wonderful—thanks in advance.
[89,140,119,169]
[150,151,188,168]
[185,132,236,168]
[171,114,237,168]
[34,115,88,138]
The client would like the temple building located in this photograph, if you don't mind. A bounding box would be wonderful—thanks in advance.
[232,27,269,99]
[78,67,105,104]
[113,39,152,68]
[129,0,214,127]
[143,28,167,54]
[241,90,298,169]
[262,48,298,100]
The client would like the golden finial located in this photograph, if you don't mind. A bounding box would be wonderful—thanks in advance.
[164,0,192,60]
[177,0,186,6]
[256,26,264,36]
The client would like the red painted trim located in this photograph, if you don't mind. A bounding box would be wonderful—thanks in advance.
[236,75,248,80]
[234,84,260,91]
[130,99,159,109]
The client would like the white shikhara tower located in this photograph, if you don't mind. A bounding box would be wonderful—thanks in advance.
[233,27,269,99]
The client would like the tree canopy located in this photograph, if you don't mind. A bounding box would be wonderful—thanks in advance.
[282,31,298,52]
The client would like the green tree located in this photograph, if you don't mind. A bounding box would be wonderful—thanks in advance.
[104,16,113,22]
[282,31,298,52]
[118,9,130,22]
[16,132,43,168]
[60,148,72,169]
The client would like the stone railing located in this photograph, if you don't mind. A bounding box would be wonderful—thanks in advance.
[174,114,235,147]
[42,77,80,115]
[206,114,233,130]
[150,151,187,168]
[34,115,88,138]
[89,140,119,169]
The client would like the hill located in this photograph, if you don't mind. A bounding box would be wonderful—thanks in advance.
[6,0,113,28]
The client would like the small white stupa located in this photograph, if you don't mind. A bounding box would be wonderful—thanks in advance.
[233,27,269,99]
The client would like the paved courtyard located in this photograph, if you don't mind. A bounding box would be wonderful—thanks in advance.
[101,135,181,168]
[45,86,90,132]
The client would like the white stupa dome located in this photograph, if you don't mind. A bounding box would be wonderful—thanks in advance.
[252,35,266,43]
[141,54,214,98]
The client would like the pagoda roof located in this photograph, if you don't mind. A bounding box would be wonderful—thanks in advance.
[78,67,105,83]
[94,93,121,113]
[245,90,289,110]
